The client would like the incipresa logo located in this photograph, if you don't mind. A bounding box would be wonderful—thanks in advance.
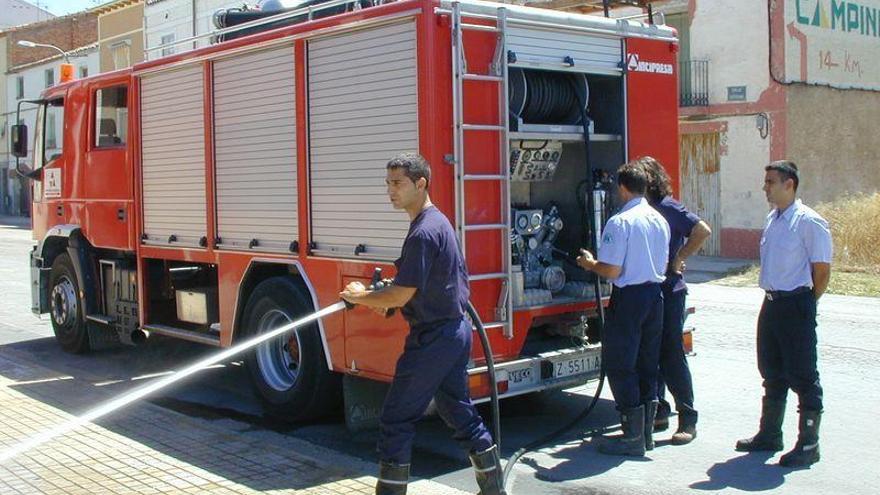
[626,54,674,75]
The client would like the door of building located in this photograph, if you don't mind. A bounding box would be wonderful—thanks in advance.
[680,132,721,256]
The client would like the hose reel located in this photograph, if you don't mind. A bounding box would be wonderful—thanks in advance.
[508,68,589,133]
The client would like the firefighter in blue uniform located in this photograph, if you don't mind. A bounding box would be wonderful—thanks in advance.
[340,153,503,495]
[641,157,712,445]
[577,160,670,456]
[736,160,831,468]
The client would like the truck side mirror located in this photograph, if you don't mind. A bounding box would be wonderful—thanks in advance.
[11,124,27,158]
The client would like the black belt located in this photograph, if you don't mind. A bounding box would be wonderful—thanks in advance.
[765,286,812,301]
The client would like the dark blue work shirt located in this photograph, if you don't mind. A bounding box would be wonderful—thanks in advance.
[394,206,469,329]
[651,196,701,293]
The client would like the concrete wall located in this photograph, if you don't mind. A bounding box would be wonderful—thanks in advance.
[688,0,770,106]
[786,85,880,204]
[98,2,145,72]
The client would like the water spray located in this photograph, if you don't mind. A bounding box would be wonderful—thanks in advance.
[0,300,348,464]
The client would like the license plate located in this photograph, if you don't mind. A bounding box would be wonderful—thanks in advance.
[508,367,534,384]
[553,353,600,379]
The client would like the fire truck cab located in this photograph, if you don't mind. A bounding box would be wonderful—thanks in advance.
[16,0,680,422]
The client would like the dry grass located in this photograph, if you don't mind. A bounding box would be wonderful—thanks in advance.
[814,192,880,275]
[715,265,880,297]
[715,193,880,297]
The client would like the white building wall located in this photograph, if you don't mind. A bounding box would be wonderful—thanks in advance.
[4,50,99,214]
[717,115,772,231]
[688,0,770,105]
[145,0,247,60]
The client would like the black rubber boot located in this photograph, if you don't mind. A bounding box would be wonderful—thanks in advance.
[654,400,671,432]
[599,405,646,457]
[375,461,409,495]
[469,444,507,495]
[779,410,821,468]
[644,400,658,451]
[736,397,786,452]
[671,414,697,445]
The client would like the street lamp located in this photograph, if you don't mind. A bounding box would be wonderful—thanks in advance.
[17,40,69,63]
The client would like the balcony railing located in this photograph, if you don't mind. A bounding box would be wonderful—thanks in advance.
[679,59,709,107]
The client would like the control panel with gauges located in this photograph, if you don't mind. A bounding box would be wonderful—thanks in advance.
[510,141,563,182]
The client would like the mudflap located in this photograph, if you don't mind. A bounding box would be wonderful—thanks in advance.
[86,321,121,351]
[343,375,389,433]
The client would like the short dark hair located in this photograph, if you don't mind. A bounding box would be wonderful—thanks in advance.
[617,160,648,195]
[637,156,673,203]
[765,160,799,191]
[386,152,431,187]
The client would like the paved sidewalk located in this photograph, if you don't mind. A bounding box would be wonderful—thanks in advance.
[0,350,466,495]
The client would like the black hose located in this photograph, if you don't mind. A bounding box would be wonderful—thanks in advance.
[468,78,608,493]
[466,301,502,450]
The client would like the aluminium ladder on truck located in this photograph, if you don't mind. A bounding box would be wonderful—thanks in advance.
[450,1,514,339]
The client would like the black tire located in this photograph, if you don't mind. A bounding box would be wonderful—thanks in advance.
[48,253,90,354]
[241,276,341,421]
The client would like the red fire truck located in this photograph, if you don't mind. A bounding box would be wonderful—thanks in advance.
[13,0,681,422]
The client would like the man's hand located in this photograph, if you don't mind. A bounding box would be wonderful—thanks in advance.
[339,281,367,304]
[671,255,686,275]
[576,248,596,270]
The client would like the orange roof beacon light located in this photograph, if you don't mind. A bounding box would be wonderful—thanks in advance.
[59,63,75,83]
[17,40,74,83]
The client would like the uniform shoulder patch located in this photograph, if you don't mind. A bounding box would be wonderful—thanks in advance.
[602,232,613,244]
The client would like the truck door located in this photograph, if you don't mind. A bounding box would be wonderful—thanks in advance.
[84,83,133,250]
[30,98,67,239]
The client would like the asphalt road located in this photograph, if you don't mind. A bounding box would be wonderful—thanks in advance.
[2,218,879,494]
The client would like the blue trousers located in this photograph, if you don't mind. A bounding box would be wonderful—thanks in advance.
[378,318,494,464]
[757,291,823,412]
[656,286,697,422]
[603,283,663,409]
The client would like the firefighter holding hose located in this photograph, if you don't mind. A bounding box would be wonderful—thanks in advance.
[340,152,505,495]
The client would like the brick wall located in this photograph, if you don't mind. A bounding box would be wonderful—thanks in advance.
[8,13,98,68]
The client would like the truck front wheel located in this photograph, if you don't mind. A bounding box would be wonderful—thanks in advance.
[241,276,341,421]
[48,253,90,354]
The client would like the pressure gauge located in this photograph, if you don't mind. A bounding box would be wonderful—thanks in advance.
[530,212,542,230]
[516,214,529,231]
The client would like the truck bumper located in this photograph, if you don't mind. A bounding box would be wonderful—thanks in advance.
[30,247,49,315]
[468,344,602,403]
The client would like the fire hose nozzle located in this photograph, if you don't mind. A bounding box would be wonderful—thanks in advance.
[342,267,396,317]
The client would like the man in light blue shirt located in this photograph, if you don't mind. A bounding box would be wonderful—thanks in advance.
[577,160,670,456]
[736,160,832,469]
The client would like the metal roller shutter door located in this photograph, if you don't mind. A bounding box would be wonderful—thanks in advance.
[308,21,418,260]
[213,45,299,253]
[507,26,622,74]
[140,65,208,247]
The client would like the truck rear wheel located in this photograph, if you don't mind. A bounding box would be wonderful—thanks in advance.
[48,253,90,354]
[241,276,341,421]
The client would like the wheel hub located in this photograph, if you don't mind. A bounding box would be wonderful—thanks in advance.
[255,309,303,392]
[50,276,77,328]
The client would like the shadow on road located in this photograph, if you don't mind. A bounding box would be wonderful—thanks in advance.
[690,452,787,492]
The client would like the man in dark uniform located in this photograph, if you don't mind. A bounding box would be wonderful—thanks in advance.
[736,160,831,468]
[641,156,711,445]
[340,153,502,495]
[577,160,670,456]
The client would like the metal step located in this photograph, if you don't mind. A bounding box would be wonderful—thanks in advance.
[461,124,505,131]
[86,314,115,325]
[143,324,221,346]
[463,73,502,82]
[469,272,508,282]
[461,23,498,33]
[463,174,506,181]
[464,223,508,232]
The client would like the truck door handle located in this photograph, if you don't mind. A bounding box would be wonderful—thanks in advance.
[56,205,63,216]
